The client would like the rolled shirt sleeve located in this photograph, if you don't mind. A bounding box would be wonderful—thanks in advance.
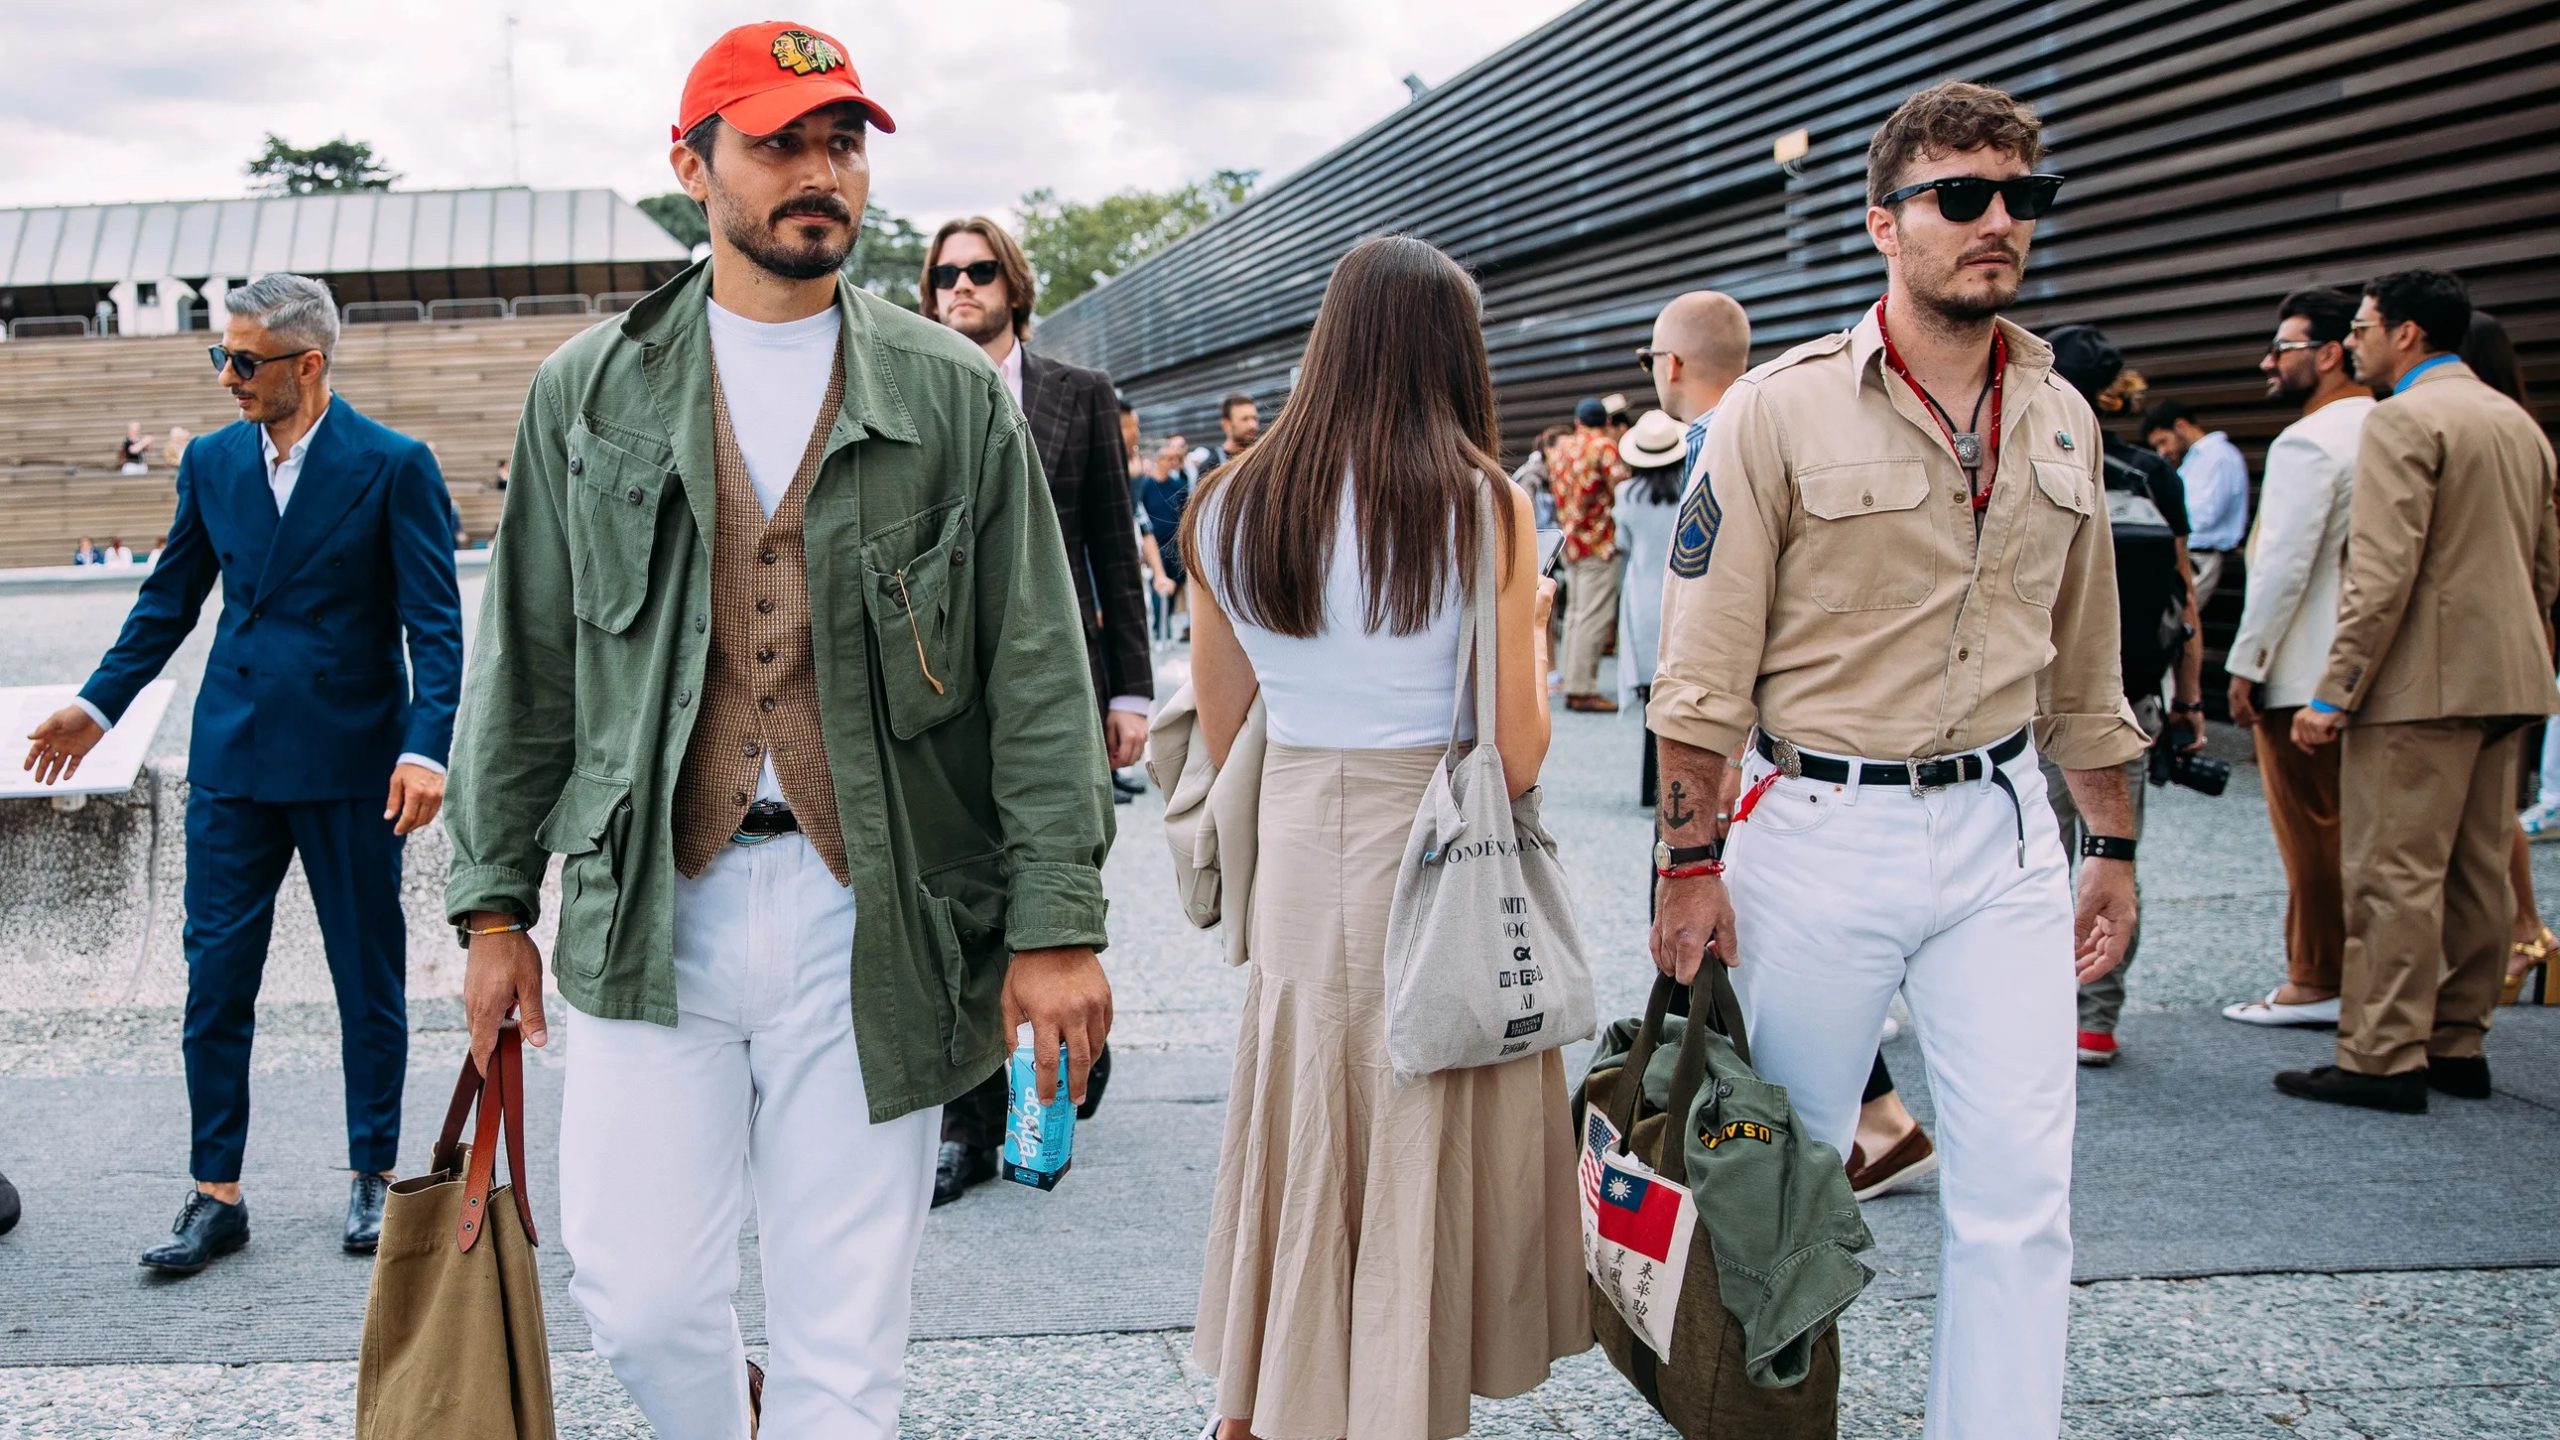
[2034,438,2150,771]
[1646,382,1783,758]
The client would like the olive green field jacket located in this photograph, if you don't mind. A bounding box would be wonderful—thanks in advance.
[442,260,1113,1122]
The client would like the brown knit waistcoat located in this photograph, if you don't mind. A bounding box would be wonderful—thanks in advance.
[673,348,852,883]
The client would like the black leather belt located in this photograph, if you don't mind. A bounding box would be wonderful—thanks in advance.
[1755,728,2027,790]
[732,801,799,844]
[1755,729,2031,864]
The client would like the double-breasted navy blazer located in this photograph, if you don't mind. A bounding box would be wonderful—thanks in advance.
[80,398,465,803]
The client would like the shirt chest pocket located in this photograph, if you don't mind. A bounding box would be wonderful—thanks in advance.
[859,499,979,738]
[1795,460,1937,612]
[2011,460,2095,609]
[563,421,672,635]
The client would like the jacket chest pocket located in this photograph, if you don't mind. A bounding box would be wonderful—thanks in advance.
[859,499,979,738]
[563,422,671,635]
[2011,460,2095,609]
[1796,461,1937,612]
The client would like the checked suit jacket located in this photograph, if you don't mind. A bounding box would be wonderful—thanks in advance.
[1021,347,1153,713]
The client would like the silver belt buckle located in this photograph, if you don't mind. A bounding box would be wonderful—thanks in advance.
[1906,757,1950,797]
[1769,736,1803,779]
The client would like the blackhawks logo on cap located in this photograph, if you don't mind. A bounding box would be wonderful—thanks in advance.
[771,29,845,75]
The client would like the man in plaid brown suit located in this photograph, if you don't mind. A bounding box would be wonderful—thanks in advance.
[922,214,1151,1202]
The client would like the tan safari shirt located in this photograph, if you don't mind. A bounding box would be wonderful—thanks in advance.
[1647,308,2148,772]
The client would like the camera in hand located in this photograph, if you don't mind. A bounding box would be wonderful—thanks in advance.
[2147,731,2230,796]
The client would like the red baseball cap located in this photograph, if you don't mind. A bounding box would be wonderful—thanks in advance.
[673,22,897,142]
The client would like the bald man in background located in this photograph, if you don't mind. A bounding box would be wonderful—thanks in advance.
[1647,291,1751,474]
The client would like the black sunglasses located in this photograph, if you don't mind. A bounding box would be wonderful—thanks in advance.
[1635,346,1676,375]
[1879,173,2065,223]
[929,260,1003,291]
[208,345,314,380]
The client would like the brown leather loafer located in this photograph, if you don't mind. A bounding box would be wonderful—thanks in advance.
[1565,695,1620,713]
[1845,1125,1938,1201]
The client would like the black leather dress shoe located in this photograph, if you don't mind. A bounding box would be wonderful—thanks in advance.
[2426,1056,2492,1099]
[2274,1064,2428,1114]
[932,1141,996,1208]
[1112,772,1147,798]
[0,1169,19,1237]
[140,1190,250,1274]
[345,1173,390,1254]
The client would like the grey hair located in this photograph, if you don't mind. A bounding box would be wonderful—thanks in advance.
[224,273,339,366]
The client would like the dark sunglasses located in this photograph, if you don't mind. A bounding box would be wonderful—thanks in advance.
[929,260,1003,291]
[1635,346,1676,375]
[1880,173,2064,223]
[208,345,314,380]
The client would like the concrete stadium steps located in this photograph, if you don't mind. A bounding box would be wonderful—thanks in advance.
[0,315,597,570]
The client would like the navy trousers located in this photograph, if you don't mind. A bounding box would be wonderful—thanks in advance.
[181,784,408,1183]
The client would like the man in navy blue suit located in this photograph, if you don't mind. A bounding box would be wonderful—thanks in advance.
[22,273,464,1274]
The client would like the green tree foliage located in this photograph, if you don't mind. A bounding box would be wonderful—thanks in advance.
[1017,169,1258,314]
[636,193,710,250]
[847,204,931,311]
[244,135,399,196]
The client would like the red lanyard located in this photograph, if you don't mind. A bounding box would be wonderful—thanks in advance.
[1874,299,2007,514]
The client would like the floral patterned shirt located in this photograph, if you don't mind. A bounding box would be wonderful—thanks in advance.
[1551,428,1630,563]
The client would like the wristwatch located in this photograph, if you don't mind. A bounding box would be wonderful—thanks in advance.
[1654,838,1723,879]
[2080,835,2138,862]
[2170,700,2205,716]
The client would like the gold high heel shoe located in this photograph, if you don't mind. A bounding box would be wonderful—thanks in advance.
[2505,927,2556,1006]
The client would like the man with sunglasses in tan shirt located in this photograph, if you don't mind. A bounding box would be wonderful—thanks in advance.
[1646,83,2146,1440]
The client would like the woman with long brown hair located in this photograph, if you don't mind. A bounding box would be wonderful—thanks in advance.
[1182,234,1588,1439]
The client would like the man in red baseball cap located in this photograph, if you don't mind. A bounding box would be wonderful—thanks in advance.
[446,20,1117,1439]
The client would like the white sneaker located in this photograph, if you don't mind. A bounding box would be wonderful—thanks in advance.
[2221,989,2341,1027]
[2524,800,2560,841]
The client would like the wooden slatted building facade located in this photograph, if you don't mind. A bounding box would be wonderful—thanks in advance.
[1039,0,2560,516]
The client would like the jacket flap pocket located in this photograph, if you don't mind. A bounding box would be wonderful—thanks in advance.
[2032,459,2095,514]
[535,770,632,856]
[1799,461,1930,520]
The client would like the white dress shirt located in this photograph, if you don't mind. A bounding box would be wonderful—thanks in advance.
[79,401,445,775]
[2224,396,2375,708]
[2180,430,2253,552]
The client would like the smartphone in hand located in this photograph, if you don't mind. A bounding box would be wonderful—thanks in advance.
[1537,527,1567,578]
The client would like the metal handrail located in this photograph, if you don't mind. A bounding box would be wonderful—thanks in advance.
[424,297,511,322]
[508,293,594,318]
[595,291,651,314]
[8,316,92,340]
[343,301,427,325]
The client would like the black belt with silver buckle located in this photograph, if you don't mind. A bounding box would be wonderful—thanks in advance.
[1756,728,2027,790]
[1755,729,2032,864]
[732,801,800,844]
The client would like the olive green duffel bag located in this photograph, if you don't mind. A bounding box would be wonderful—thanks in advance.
[1575,971,1874,1437]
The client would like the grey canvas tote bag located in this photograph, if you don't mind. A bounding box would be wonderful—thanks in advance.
[1382,482,1596,1081]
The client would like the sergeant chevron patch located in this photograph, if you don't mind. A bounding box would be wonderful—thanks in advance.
[1669,473,1721,579]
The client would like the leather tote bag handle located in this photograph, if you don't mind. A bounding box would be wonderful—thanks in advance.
[452,1020,539,1253]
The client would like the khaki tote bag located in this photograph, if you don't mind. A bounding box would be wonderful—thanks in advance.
[1382,482,1596,1081]
[357,1019,557,1439]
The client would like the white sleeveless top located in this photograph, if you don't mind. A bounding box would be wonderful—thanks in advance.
[1195,478,1473,750]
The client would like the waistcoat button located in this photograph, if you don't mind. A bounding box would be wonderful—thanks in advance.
[756,646,775,664]
[742,742,760,758]
[760,548,777,565]
[756,597,775,614]
[734,790,749,806]
[759,696,777,713]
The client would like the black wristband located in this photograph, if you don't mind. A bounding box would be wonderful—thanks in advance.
[2081,835,2137,862]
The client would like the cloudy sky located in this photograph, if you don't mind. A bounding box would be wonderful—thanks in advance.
[3,0,1570,228]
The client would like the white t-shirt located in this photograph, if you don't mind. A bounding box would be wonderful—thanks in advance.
[705,296,840,801]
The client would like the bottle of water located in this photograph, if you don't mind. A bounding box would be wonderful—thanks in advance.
[1001,1025,1075,1191]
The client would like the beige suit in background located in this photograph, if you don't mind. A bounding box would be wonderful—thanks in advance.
[2316,359,2560,1075]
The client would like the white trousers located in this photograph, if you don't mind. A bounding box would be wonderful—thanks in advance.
[560,834,940,1440]
[1724,740,2077,1440]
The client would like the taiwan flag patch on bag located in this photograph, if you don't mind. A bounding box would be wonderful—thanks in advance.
[1578,1106,1696,1356]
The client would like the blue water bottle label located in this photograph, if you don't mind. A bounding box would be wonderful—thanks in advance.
[1000,1039,1075,1191]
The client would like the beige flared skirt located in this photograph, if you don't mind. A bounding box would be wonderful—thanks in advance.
[1194,744,1591,1440]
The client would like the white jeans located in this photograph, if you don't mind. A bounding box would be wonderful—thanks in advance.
[1724,739,2077,1440]
[560,834,939,1440]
